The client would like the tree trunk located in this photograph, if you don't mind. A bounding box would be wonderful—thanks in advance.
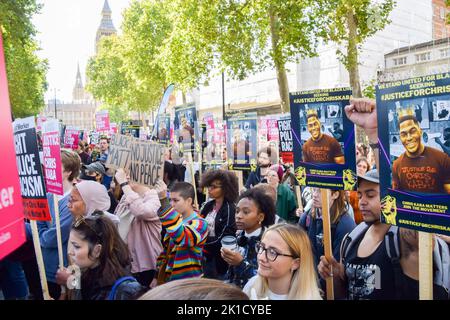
[269,10,290,113]
[346,10,362,98]
[182,91,187,106]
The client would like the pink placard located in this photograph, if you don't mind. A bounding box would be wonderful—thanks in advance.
[95,111,110,131]
[0,33,26,259]
[109,122,118,135]
[267,119,279,141]
[64,128,80,150]
[42,120,63,195]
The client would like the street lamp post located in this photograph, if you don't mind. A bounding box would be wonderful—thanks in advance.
[54,88,57,119]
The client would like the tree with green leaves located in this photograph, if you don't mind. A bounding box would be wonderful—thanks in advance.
[86,0,169,122]
[0,0,48,118]
[160,0,327,112]
[322,0,395,97]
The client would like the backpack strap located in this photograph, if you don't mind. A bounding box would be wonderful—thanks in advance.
[340,222,369,264]
[107,276,137,300]
[384,226,402,299]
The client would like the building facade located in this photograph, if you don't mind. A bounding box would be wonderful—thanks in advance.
[190,0,433,120]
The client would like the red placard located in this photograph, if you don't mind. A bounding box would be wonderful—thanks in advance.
[109,122,118,135]
[63,127,80,150]
[0,33,26,259]
[42,119,63,195]
[95,110,110,132]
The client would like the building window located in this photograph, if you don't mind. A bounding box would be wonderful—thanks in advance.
[415,52,431,62]
[440,7,446,20]
[440,48,450,58]
[393,56,407,66]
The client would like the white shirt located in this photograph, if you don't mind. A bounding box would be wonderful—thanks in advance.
[243,275,288,300]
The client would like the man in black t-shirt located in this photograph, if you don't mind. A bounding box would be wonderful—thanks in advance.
[318,169,397,300]
[318,98,449,300]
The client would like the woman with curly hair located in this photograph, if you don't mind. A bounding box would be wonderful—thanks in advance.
[200,169,239,280]
[222,188,276,288]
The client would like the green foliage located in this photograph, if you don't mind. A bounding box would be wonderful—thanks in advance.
[362,78,376,99]
[323,0,395,70]
[86,0,169,115]
[0,0,48,118]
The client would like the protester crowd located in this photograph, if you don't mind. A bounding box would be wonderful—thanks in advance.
[1,98,449,301]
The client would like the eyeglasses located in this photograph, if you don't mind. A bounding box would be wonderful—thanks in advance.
[255,241,297,262]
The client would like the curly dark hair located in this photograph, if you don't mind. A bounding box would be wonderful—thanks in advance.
[200,169,239,203]
[238,188,276,227]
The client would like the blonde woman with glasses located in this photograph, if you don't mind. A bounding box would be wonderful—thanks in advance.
[243,223,322,300]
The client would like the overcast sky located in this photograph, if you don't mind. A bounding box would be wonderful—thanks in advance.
[33,0,131,102]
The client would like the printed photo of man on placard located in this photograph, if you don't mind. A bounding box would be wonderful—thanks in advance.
[300,106,345,164]
[390,99,450,194]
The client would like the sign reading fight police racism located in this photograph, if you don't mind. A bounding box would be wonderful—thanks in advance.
[277,117,294,164]
[376,72,450,235]
[13,116,50,221]
[226,112,258,171]
[290,88,357,190]
[106,133,134,170]
[129,139,165,186]
[42,119,63,195]
[0,32,26,259]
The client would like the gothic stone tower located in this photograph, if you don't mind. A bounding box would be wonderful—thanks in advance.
[95,0,116,53]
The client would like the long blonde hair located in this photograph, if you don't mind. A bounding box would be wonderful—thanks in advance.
[251,224,322,300]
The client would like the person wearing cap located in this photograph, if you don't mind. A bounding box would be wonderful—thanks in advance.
[80,161,118,213]
[317,98,450,300]
[266,164,298,224]
[317,99,398,300]
[392,108,450,194]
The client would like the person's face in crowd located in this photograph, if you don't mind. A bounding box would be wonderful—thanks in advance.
[68,187,86,218]
[170,191,193,215]
[307,116,321,140]
[258,152,271,167]
[357,161,369,176]
[312,187,338,210]
[266,170,280,188]
[235,197,264,233]
[257,230,299,281]
[181,118,188,128]
[99,139,109,152]
[68,230,100,270]
[221,147,227,161]
[357,180,381,224]
[399,119,423,156]
[207,179,224,200]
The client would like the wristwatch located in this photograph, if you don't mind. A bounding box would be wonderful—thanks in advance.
[369,142,380,149]
[120,181,129,188]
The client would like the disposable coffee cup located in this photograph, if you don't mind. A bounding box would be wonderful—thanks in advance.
[221,236,237,251]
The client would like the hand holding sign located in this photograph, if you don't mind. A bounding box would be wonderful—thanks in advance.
[154,179,168,200]
[115,168,128,185]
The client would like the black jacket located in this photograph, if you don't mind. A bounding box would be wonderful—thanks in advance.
[245,167,267,189]
[200,199,236,277]
[73,267,146,300]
